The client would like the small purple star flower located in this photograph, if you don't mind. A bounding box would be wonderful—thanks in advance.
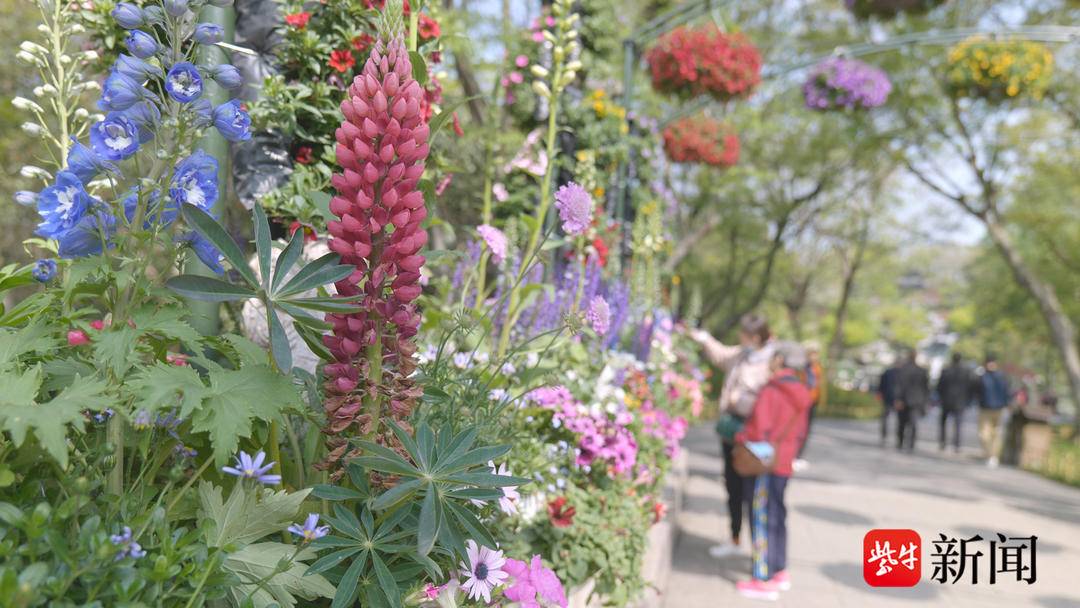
[222,450,281,485]
[110,526,146,560]
[554,182,593,236]
[288,513,330,543]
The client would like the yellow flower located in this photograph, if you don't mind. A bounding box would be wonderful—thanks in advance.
[672,275,682,286]
[593,187,605,198]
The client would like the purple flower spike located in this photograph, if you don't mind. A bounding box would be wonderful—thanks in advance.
[222,450,281,485]
[288,513,331,542]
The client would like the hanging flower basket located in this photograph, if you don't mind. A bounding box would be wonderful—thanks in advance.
[803,57,892,111]
[662,116,739,167]
[945,36,1054,100]
[845,0,947,19]
[645,25,762,101]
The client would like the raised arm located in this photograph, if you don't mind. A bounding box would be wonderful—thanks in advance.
[689,328,742,371]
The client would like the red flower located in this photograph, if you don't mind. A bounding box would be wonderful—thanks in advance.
[653,501,667,524]
[663,116,739,167]
[67,329,90,346]
[329,49,356,73]
[645,25,761,101]
[418,14,440,40]
[352,33,374,53]
[289,220,318,243]
[89,319,105,331]
[284,11,311,29]
[166,353,189,367]
[591,236,609,267]
[451,111,463,137]
[547,497,576,528]
[429,50,442,64]
[295,145,314,165]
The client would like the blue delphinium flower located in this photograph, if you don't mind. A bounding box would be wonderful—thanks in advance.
[111,2,144,29]
[288,514,330,543]
[14,191,37,206]
[110,526,146,560]
[124,30,157,59]
[32,259,57,282]
[67,139,117,184]
[164,0,189,17]
[191,99,213,128]
[170,150,218,211]
[36,171,95,239]
[211,100,252,142]
[99,72,155,111]
[113,54,163,81]
[58,210,117,258]
[120,101,160,144]
[178,231,224,274]
[209,64,242,90]
[122,187,170,227]
[221,450,281,485]
[193,23,224,45]
[90,113,140,161]
[165,62,203,103]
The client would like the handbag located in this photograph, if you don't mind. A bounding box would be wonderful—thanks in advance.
[731,408,802,477]
[714,412,745,441]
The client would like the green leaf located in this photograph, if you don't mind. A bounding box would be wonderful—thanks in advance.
[312,484,367,501]
[199,482,312,547]
[92,326,141,377]
[369,478,424,511]
[224,542,335,608]
[272,228,306,294]
[293,323,335,363]
[437,444,512,474]
[267,308,293,372]
[281,296,363,313]
[416,488,439,556]
[409,51,428,86]
[305,546,362,576]
[371,552,401,608]
[350,456,419,479]
[445,501,497,550]
[182,203,259,286]
[0,370,110,468]
[192,366,298,464]
[331,552,366,608]
[386,421,422,469]
[276,256,353,298]
[166,275,256,302]
[329,504,365,540]
[0,323,58,366]
[128,363,207,419]
[253,204,272,290]
[445,472,532,488]
[309,191,333,222]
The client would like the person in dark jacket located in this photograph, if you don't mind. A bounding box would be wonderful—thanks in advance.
[877,363,900,447]
[894,350,929,452]
[977,354,1011,468]
[733,342,813,600]
[936,353,975,452]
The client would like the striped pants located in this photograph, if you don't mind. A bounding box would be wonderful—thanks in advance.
[748,474,789,581]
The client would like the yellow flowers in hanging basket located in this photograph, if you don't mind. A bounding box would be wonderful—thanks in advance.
[945,36,1054,100]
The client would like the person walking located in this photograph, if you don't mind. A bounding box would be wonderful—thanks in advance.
[877,362,900,447]
[977,354,1011,468]
[690,313,775,559]
[894,349,929,452]
[733,342,814,601]
[936,352,975,453]
[793,342,824,471]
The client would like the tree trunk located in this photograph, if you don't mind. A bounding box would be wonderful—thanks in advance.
[827,220,869,366]
[983,218,1080,431]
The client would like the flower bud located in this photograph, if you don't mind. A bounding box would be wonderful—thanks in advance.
[111,2,145,29]
[15,51,39,65]
[163,0,189,17]
[531,81,552,99]
[21,122,43,136]
[20,165,50,179]
[14,191,37,206]
[530,65,549,78]
[194,23,224,45]
[565,60,583,72]
[19,41,47,54]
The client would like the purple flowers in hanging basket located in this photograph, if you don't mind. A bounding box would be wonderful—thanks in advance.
[803,56,892,111]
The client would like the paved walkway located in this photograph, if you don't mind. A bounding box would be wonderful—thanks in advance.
[663,414,1080,608]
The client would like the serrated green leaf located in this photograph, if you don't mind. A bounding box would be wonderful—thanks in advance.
[192,366,298,464]
[128,363,207,419]
[224,542,335,608]
[92,326,141,377]
[199,482,312,548]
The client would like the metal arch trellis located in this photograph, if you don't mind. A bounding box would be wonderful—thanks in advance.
[611,0,1080,227]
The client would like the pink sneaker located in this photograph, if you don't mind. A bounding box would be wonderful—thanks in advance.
[736,579,780,601]
[771,570,791,591]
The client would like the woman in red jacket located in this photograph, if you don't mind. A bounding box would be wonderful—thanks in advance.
[734,342,813,601]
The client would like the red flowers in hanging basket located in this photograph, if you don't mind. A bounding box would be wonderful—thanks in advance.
[662,116,739,167]
[645,25,762,101]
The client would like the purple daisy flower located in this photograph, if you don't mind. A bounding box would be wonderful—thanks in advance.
[221,450,281,485]
[477,224,508,263]
[288,513,330,542]
[554,182,593,236]
[460,540,509,603]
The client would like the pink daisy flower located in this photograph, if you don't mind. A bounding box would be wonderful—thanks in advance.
[460,540,508,603]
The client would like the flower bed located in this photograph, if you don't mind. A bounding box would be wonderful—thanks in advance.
[803,57,892,111]
[662,116,740,167]
[645,25,762,101]
[845,0,947,19]
[945,36,1054,101]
